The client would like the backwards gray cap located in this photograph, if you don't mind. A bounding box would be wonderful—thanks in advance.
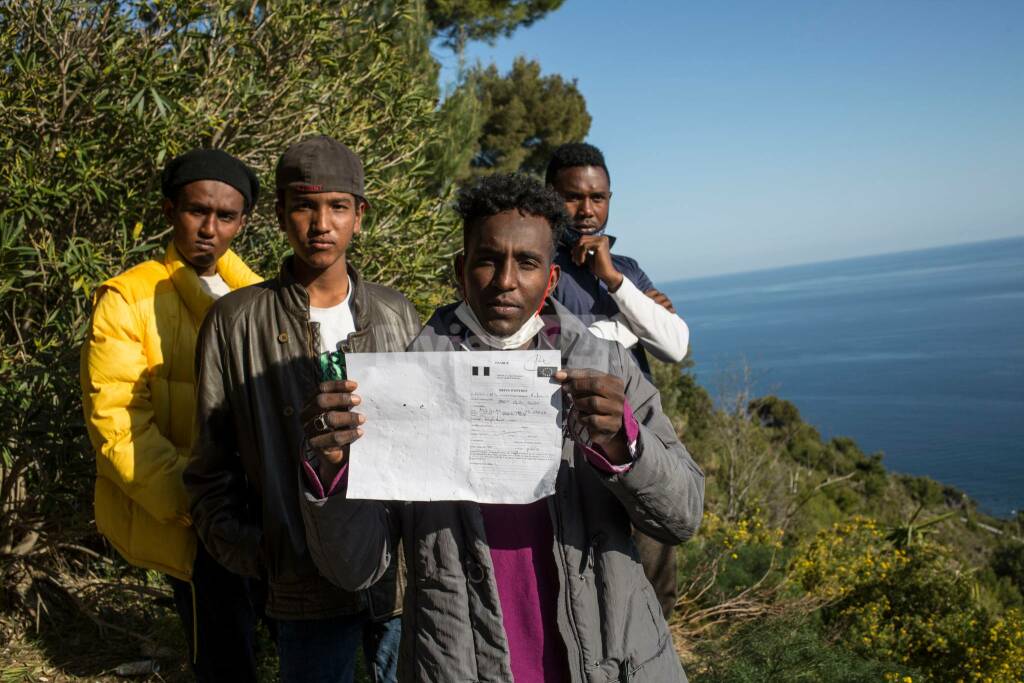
[275,135,366,203]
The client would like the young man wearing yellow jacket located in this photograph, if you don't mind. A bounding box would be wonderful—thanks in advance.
[80,149,263,681]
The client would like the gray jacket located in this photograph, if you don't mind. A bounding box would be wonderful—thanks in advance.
[301,300,704,681]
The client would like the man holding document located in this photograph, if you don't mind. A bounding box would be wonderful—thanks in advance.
[300,173,704,682]
[186,136,417,683]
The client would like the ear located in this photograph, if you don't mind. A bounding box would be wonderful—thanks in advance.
[234,213,248,238]
[534,263,560,316]
[454,253,465,298]
[162,198,175,223]
[275,190,286,233]
[353,198,367,235]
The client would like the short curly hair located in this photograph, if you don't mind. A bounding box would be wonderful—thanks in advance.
[544,142,610,186]
[455,173,568,254]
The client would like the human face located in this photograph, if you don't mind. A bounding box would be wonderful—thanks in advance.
[276,190,364,274]
[457,210,559,337]
[165,180,246,277]
[550,165,612,237]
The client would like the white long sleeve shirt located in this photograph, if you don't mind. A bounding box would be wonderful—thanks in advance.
[587,276,690,363]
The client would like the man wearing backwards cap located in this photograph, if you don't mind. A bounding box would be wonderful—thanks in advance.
[185,135,419,683]
[80,149,263,681]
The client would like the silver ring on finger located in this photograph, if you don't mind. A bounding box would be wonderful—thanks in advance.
[313,412,330,433]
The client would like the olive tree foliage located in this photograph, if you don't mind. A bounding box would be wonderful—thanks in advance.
[0,0,474,601]
[427,0,565,50]
[466,57,591,177]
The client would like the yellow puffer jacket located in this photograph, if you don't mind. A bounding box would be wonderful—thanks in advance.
[80,243,261,581]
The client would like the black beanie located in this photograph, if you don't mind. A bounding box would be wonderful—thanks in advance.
[161,149,260,214]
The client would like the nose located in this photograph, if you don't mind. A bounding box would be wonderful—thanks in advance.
[197,213,216,237]
[576,197,594,218]
[493,256,517,291]
[308,205,327,234]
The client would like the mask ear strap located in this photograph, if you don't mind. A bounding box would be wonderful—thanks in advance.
[535,265,557,316]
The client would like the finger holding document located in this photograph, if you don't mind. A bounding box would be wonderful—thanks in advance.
[303,379,366,481]
[554,368,630,465]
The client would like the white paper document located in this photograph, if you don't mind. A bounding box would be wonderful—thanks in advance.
[345,350,563,504]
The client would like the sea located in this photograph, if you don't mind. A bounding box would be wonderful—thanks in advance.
[661,236,1024,517]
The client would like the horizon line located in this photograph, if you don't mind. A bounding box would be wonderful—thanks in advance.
[663,233,1024,286]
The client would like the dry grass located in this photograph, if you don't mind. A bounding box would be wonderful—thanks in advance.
[0,564,194,682]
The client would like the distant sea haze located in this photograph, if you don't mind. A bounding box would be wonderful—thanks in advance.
[663,236,1024,517]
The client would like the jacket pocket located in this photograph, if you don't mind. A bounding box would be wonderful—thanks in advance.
[624,581,671,678]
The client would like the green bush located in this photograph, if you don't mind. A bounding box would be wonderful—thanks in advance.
[991,543,1024,596]
[793,518,1024,682]
[650,356,713,440]
[691,614,915,683]
[0,0,473,600]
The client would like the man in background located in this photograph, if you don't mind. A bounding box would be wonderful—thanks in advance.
[81,149,263,681]
[546,142,690,618]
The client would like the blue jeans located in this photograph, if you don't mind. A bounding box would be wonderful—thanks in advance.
[277,612,400,683]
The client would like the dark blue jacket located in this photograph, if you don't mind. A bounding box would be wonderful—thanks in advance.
[552,236,655,375]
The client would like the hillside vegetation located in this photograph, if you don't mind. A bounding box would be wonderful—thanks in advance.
[649,358,1024,682]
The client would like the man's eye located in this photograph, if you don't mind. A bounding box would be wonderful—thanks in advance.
[218,213,238,221]
[332,203,350,211]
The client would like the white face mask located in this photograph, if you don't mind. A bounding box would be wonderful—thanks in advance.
[454,301,545,350]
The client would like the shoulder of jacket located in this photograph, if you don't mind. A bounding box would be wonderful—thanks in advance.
[612,253,642,272]
[206,280,275,326]
[99,260,170,303]
[218,249,263,288]
[360,281,417,318]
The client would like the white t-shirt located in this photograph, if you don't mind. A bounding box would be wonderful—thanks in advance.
[199,272,231,299]
[308,279,356,353]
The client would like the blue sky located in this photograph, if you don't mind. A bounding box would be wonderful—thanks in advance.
[436,0,1024,281]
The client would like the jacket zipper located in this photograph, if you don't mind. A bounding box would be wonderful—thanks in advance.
[552,491,589,680]
[579,532,603,577]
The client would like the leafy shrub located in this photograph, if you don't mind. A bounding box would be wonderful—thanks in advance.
[650,356,713,440]
[675,511,791,642]
[991,543,1024,598]
[691,614,915,683]
[900,476,949,508]
[792,518,1024,682]
[0,0,472,606]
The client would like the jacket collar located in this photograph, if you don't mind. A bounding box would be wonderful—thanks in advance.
[164,243,256,325]
[277,257,370,330]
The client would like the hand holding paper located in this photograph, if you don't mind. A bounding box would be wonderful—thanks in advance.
[303,379,365,482]
[554,368,630,465]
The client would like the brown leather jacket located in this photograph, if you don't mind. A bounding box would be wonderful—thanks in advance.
[184,258,420,620]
